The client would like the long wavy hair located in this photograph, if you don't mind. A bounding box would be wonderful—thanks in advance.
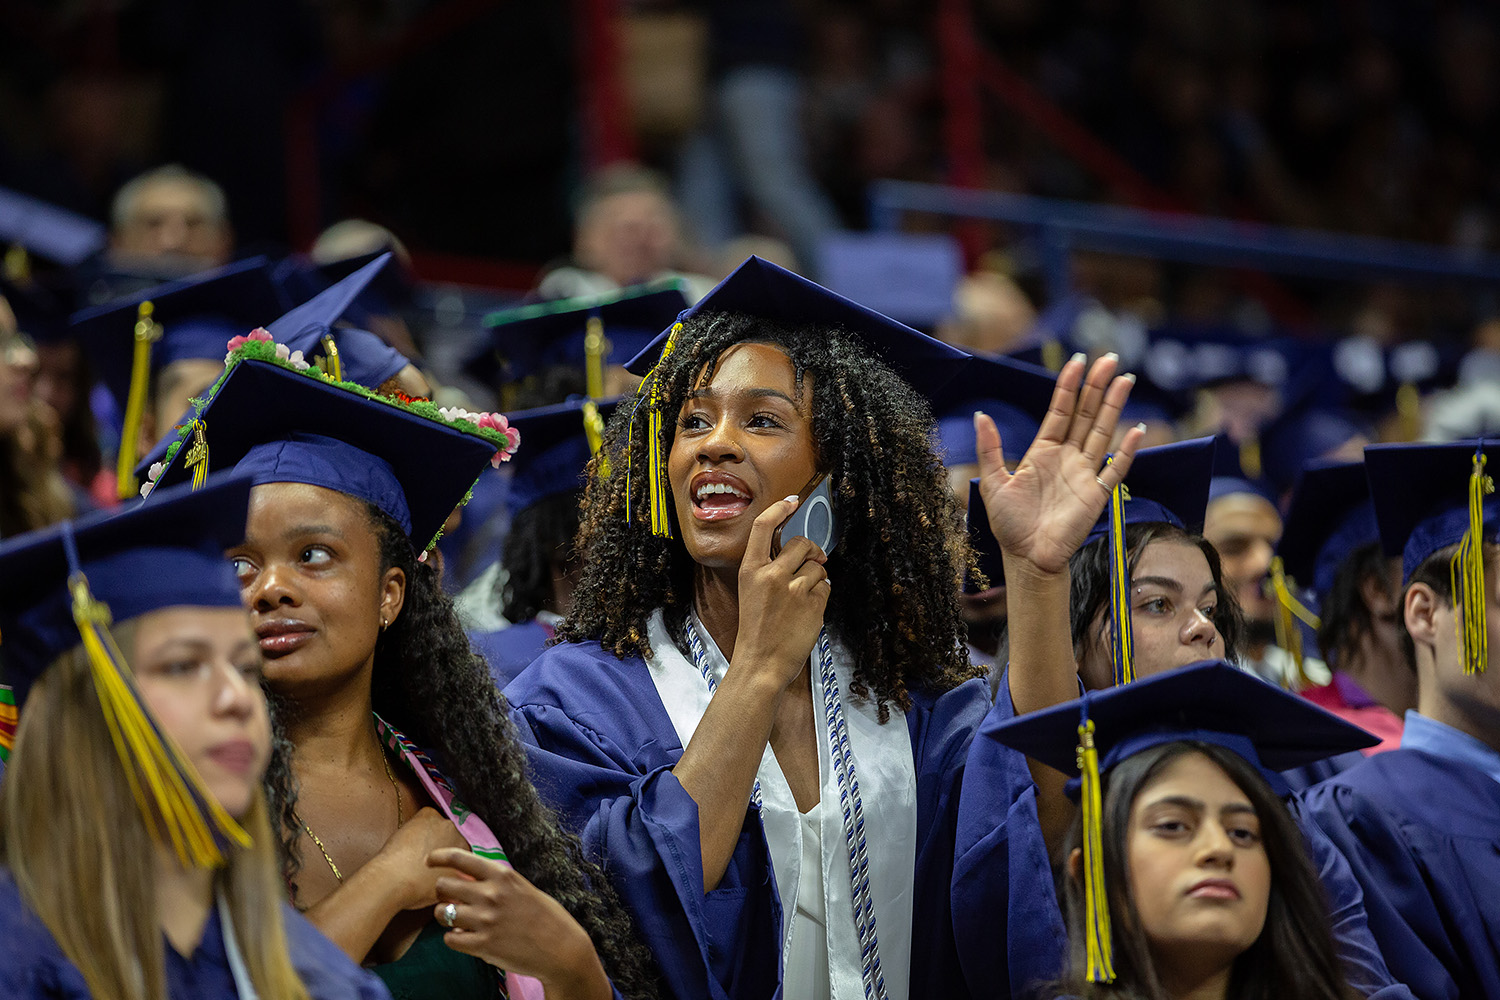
[267,504,658,1000]
[560,311,981,717]
[500,491,582,622]
[1069,521,1246,673]
[0,406,73,540]
[1315,541,1388,669]
[1,626,310,1000]
[1050,742,1359,1000]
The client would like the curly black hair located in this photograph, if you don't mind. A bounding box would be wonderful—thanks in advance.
[268,505,658,1000]
[1316,541,1389,670]
[559,311,982,718]
[1068,521,1246,667]
[499,491,583,623]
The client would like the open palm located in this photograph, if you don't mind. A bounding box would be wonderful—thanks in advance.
[976,354,1143,576]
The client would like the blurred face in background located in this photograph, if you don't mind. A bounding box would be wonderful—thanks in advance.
[1204,492,1282,643]
[0,296,38,435]
[576,190,680,287]
[112,178,232,270]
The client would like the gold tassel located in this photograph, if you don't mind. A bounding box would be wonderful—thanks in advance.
[1396,382,1421,442]
[316,333,343,382]
[582,401,610,478]
[584,314,608,400]
[1239,435,1262,481]
[68,573,250,868]
[1077,715,1115,983]
[1107,475,1135,686]
[1450,449,1493,675]
[1041,338,1065,374]
[3,244,30,283]
[183,420,210,490]
[116,302,163,500]
[1269,556,1321,690]
[634,322,681,538]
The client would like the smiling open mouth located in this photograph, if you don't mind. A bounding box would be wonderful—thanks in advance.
[691,477,753,521]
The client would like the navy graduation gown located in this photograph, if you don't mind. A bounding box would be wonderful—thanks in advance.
[0,867,391,999]
[960,668,1414,1000]
[470,619,555,689]
[505,639,1020,1000]
[1301,749,1500,1000]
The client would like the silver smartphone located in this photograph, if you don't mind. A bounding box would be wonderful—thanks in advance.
[772,473,840,557]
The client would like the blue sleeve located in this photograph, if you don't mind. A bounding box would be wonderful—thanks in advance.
[952,677,1069,1000]
[512,701,783,1000]
[282,904,394,1000]
[1287,799,1416,999]
[0,872,91,998]
[1301,782,1467,1000]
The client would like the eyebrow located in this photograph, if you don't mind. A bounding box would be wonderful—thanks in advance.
[1132,576,1217,599]
[282,524,343,542]
[1145,794,1257,817]
[685,386,798,407]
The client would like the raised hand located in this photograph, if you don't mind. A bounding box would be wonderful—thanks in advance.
[429,848,611,1000]
[975,353,1143,576]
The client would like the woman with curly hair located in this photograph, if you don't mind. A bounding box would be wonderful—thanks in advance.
[503,258,1104,1000]
[147,342,658,1000]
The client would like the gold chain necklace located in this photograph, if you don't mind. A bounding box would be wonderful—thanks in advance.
[303,740,404,883]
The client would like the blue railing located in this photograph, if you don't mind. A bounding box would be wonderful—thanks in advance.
[868,179,1500,305]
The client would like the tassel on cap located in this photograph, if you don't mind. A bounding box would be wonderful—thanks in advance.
[1396,382,1421,442]
[116,301,163,500]
[315,333,343,382]
[183,420,210,490]
[1106,467,1135,686]
[627,321,682,538]
[1076,701,1115,983]
[1451,447,1493,675]
[582,400,610,478]
[60,524,251,868]
[3,244,30,283]
[1269,556,1321,690]
[584,313,608,401]
[1239,435,1262,481]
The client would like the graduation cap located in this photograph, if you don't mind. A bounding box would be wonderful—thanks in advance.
[934,353,1056,468]
[1277,460,1378,601]
[0,186,108,270]
[504,397,621,514]
[981,658,1378,984]
[1258,406,1366,499]
[146,348,517,551]
[624,255,971,537]
[466,280,691,392]
[1365,440,1500,674]
[0,275,71,345]
[71,256,290,499]
[266,252,410,389]
[0,475,256,868]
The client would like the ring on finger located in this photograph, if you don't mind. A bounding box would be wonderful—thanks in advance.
[439,902,458,928]
[1094,476,1113,493]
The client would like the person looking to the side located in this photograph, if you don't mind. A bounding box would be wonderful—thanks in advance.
[504,257,1102,999]
[1302,440,1500,999]
[145,337,657,999]
[0,476,389,999]
[987,662,1392,1000]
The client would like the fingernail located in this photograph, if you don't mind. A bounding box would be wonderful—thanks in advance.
[1123,372,1137,385]
[1069,352,1086,366]
[1104,352,1119,363]
[974,409,986,421]
[784,494,799,503]
[1135,422,1148,432]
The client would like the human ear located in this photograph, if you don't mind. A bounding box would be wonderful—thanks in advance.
[1067,847,1084,883]
[1360,571,1396,620]
[1404,582,1440,649]
[380,566,407,629]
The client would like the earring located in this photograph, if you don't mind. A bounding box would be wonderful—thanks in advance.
[380,616,389,632]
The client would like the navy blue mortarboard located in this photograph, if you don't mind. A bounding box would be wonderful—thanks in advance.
[0,475,255,867]
[1277,460,1378,601]
[266,253,410,388]
[1259,406,1367,499]
[624,256,971,401]
[147,353,515,550]
[980,658,1377,984]
[0,186,108,268]
[71,256,290,499]
[467,280,690,388]
[0,275,70,344]
[1366,441,1499,673]
[504,397,621,513]
[934,353,1055,467]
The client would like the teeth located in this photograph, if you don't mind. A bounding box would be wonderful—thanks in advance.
[696,482,748,500]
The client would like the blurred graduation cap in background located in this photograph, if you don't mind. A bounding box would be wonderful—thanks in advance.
[934,352,1056,469]
[466,279,690,396]
[1277,459,1379,603]
[502,396,621,515]
[0,186,108,272]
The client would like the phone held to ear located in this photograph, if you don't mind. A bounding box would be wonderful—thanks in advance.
[772,474,840,557]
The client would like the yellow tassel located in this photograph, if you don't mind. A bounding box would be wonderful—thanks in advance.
[1396,382,1421,442]
[3,244,30,283]
[69,574,251,868]
[1077,716,1115,983]
[1450,450,1493,675]
[1239,436,1262,481]
[183,420,210,490]
[316,333,343,382]
[116,301,163,500]
[1269,556,1322,690]
[1107,474,1135,686]
[582,401,610,478]
[635,322,681,538]
[584,314,608,401]
[1041,338,1064,374]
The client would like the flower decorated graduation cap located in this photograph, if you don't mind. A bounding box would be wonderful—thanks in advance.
[1365,440,1500,674]
[624,255,972,536]
[0,476,257,867]
[982,658,1378,983]
[465,279,692,397]
[70,256,291,499]
[503,396,621,515]
[145,338,519,553]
